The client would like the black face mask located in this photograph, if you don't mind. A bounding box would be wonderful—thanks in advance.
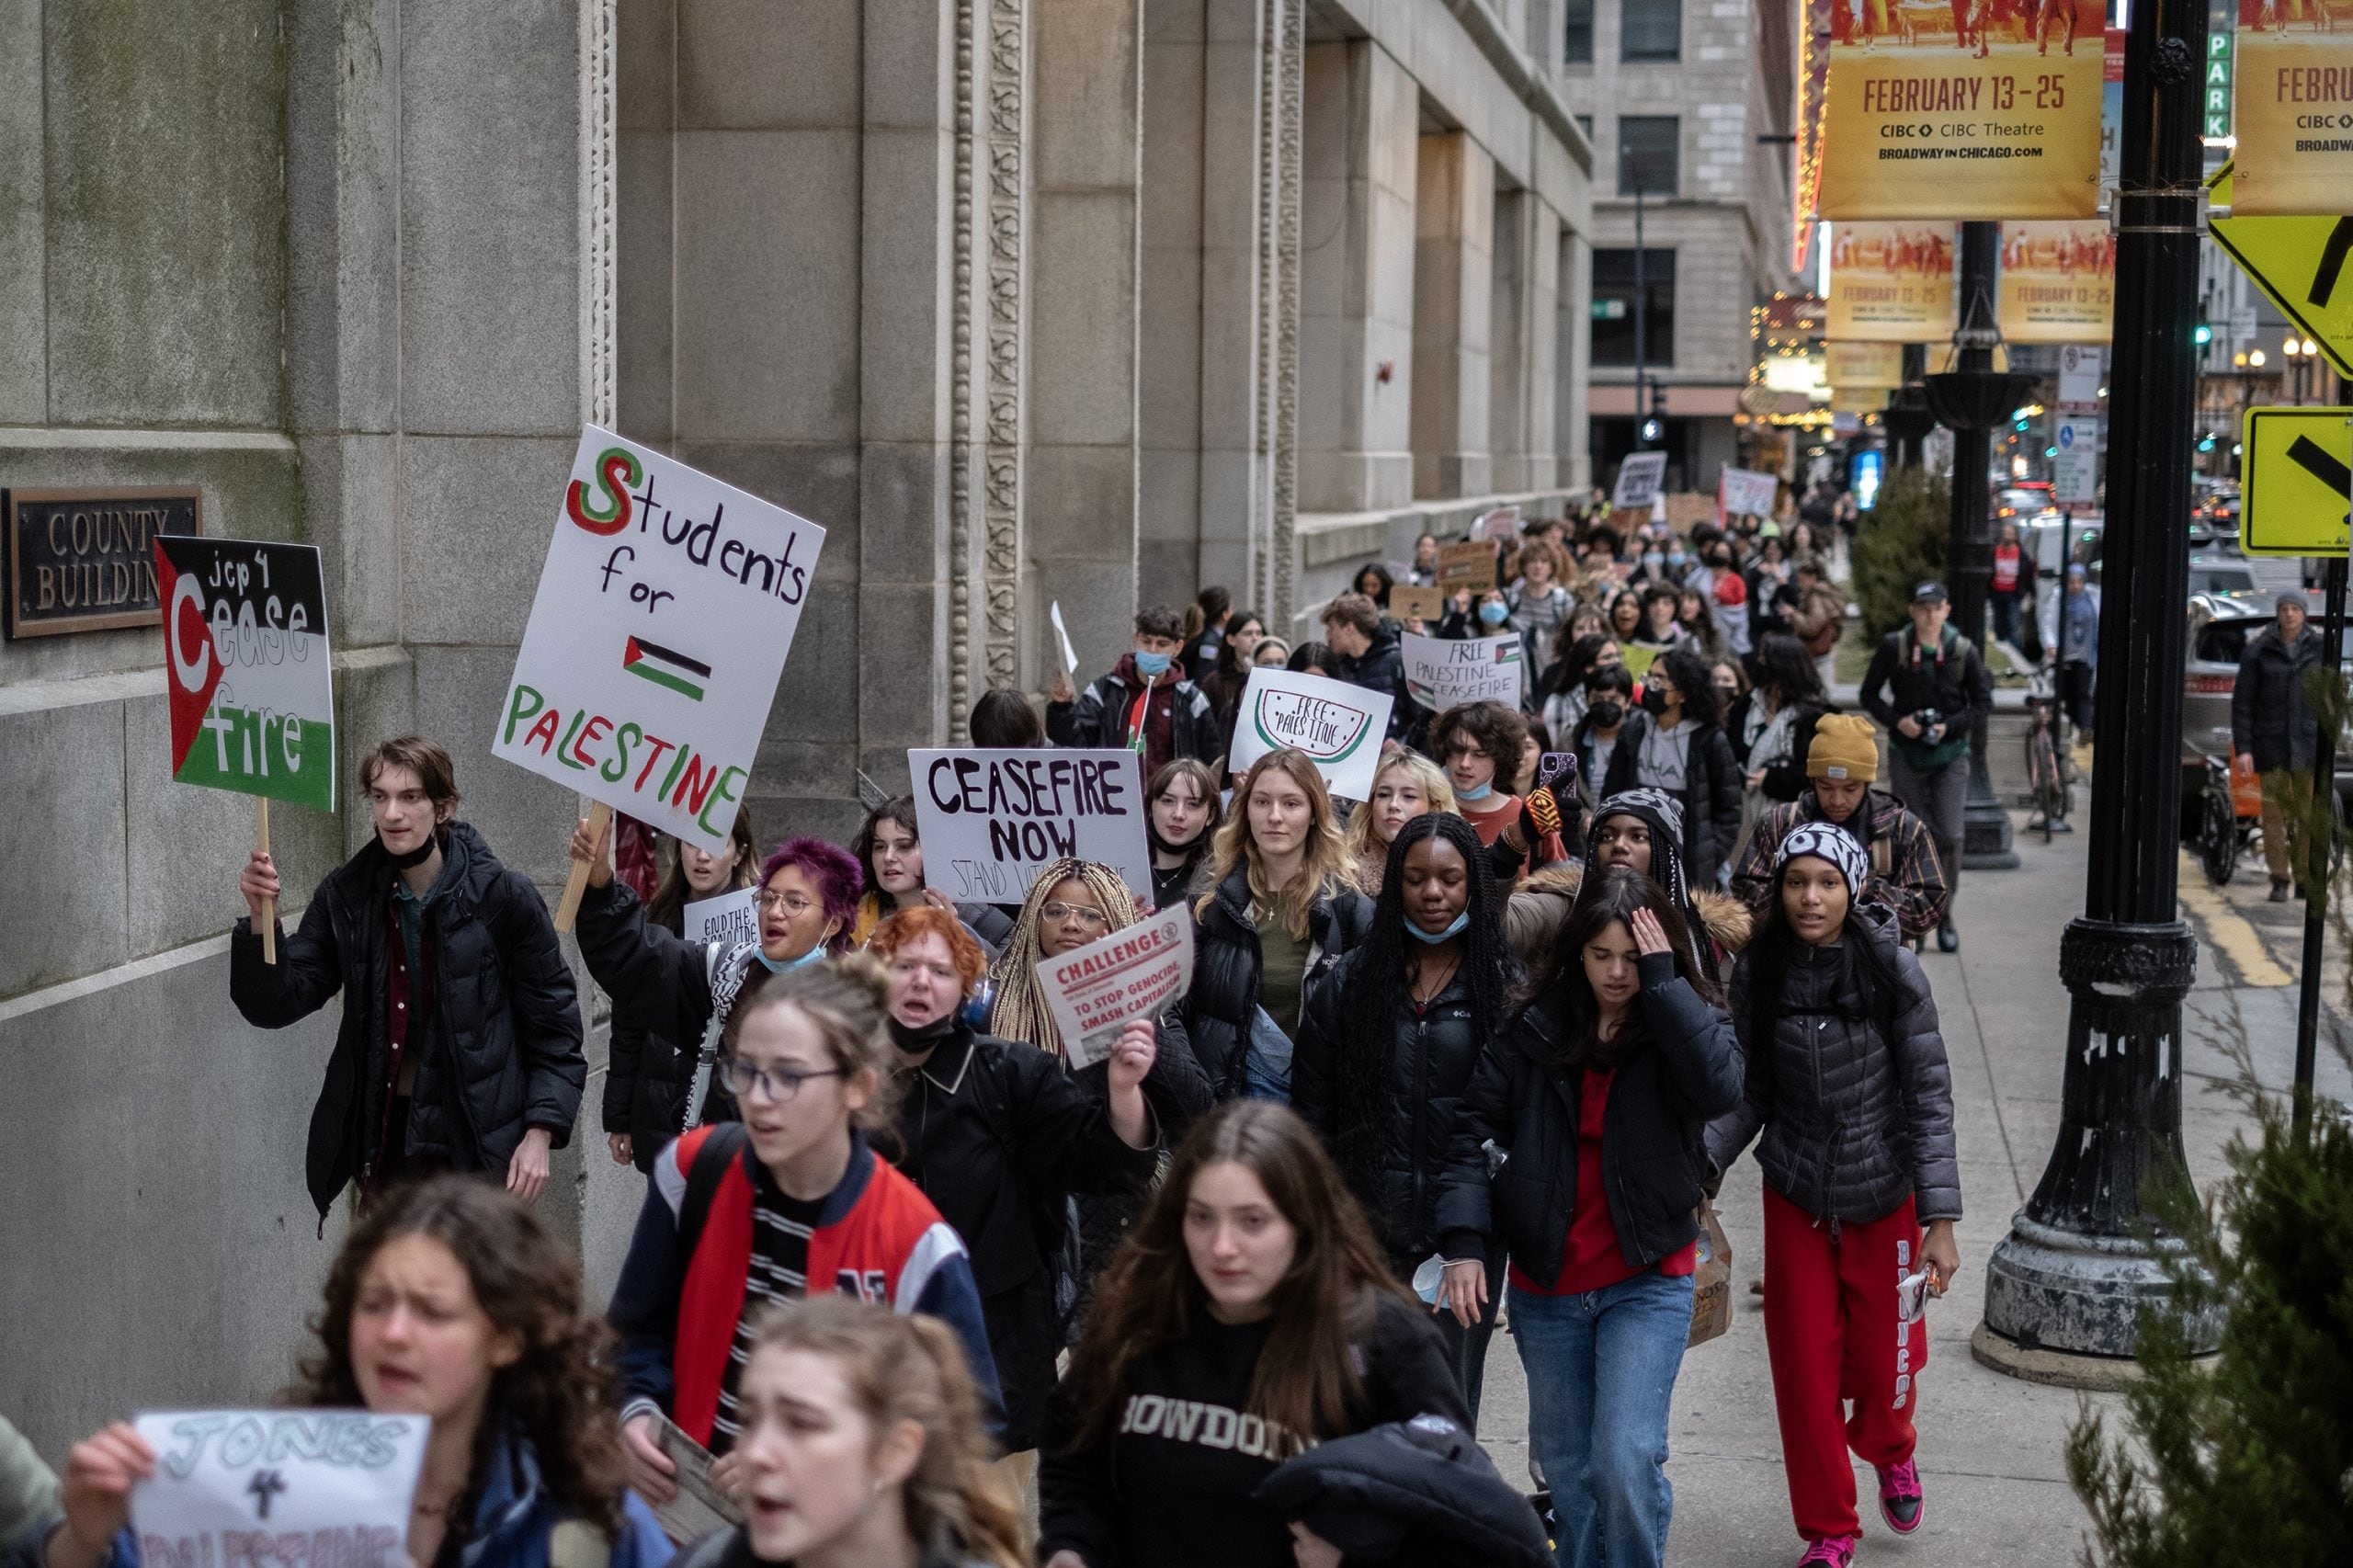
[384,828,442,869]
[889,1013,959,1054]
[1641,686,1672,715]
[1588,700,1625,730]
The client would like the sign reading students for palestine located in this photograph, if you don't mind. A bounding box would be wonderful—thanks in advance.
[495,427,825,856]
[1225,666,1392,801]
[154,538,337,812]
[130,1411,429,1568]
[1816,1,2104,221]
[910,747,1153,903]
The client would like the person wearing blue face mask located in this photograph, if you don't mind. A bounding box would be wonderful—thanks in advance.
[1432,699,1530,848]
[1048,603,1222,778]
[1291,811,1525,1422]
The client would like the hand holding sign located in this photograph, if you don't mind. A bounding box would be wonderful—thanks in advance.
[125,1412,429,1568]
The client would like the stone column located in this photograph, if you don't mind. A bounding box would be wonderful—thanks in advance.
[1557,225,1594,493]
[1026,0,1145,666]
[1410,131,1493,500]
[1522,199,1563,493]
[1487,187,1530,492]
[1298,39,1418,517]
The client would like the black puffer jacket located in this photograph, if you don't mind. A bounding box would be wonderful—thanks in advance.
[1436,954,1743,1280]
[1633,719,1745,887]
[1707,902,1961,1225]
[1182,866,1375,1100]
[1292,955,1481,1262]
[2233,621,2325,774]
[230,822,586,1220]
[1333,622,1413,740]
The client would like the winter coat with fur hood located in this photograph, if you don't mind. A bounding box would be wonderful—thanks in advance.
[1503,862,1753,982]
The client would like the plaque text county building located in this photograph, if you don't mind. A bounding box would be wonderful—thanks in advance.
[5,488,199,639]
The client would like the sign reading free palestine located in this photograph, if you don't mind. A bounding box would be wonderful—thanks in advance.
[494,427,826,855]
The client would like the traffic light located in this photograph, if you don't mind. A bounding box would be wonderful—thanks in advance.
[2194,298,2212,347]
[1640,385,1666,446]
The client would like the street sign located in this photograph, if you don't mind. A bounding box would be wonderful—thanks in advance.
[2208,163,2353,381]
[2240,406,2353,559]
[2052,450,2098,506]
[2057,346,2101,408]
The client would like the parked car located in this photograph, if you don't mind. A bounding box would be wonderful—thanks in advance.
[2186,556,2259,597]
[2180,589,2353,833]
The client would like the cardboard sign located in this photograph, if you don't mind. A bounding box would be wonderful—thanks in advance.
[911,747,1152,902]
[130,1410,428,1568]
[494,427,825,856]
[1612,452,1666,510]
[1664,494,1717,531]
[1389,585,1446,625]
[154,539,336,812]
[1720,468,1781,519]
[684,886,758,949]
[1401,631,1524,710]
[1436,540,1494,592]
[1227,666,1392,801]
[1036,905,1195,1069]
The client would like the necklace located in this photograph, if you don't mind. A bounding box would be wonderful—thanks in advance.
[1409,951,1461,1004]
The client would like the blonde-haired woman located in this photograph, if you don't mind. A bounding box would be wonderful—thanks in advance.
[1179,749,1373,1102]
[676,1294,1026,1568]
[1344,751,1457,892]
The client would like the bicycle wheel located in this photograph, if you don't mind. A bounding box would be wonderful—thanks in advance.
[2029,728,2062,842]
[2200,785,2239,888]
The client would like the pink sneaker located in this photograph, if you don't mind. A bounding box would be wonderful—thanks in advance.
[1877,1458,1924,1533]
[1795,1539,1856,1568]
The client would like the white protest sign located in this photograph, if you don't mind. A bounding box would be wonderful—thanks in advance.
[1401,631,1524,710]
[1225,666,1392,801]
[1719,467,1780,519]
[911,747,1152,903]
[685,886,758,949]
[1037,905,1195,1069]
[1473,506,1522,542]
[1049,601,1081,674]
[131,1411,428,1568]
[1613,451,1667,510]
[494,426,825,856]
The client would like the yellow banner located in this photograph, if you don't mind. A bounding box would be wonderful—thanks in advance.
[1816,1,2105,221]
[2232,18,2353,216]
[1997,222,2115,343]
[1831,387,1893,414]
[1827,222,1958,341]
[1826,340,1906,388]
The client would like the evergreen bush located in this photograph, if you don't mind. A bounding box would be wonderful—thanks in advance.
[1848,464,1950,644]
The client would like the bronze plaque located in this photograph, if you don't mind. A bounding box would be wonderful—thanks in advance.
[5,488,199,639]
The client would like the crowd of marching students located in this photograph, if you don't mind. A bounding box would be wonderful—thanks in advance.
[9,497,1967,1568]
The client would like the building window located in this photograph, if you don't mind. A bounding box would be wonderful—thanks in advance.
[1591,248,1675,367]
[1617,117,1678,197]
[1564,0,1594,63]
[1622,1,1682,62]
[1575,114,1593,141]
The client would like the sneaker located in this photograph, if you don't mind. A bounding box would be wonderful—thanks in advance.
[1796,1539,1857,1568]
[1878,1457,1925,1533]
[1936,917,1960,953]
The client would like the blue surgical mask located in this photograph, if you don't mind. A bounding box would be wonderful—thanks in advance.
[1643,551,1665,571]
[758,945,828,974]
[1406,911,1472,944]
[1457,778,1495,802]
[1668,551,1688,568]
[1478,601,1510,627]
[1134,649,1174,678]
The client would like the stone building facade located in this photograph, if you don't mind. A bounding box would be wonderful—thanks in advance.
[0,0,1593,1455]
[1558,0,1799,492]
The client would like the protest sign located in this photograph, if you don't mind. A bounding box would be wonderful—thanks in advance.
[1436,540,1494,592]
[1036,905,1194,1069]
[1389,585,1446,625]
[1402,631,1523,710]
[155,540,336,813]
[1049,600,1080,674]
[130,1410,428,1568]
[911,747,1151,902]
[1720,468,1781,519]
[685,886,758,949]
[500,427,826,903]
[1612,452,1666,510]
[1664,494,1716,531]
[1474,506,1522,541]
[1226,666,1392,801]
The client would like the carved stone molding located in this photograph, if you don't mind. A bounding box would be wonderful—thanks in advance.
[577,0,617,428]
[949,0,977,738]
[981,0,1027,694]
[1270,0,1302,630]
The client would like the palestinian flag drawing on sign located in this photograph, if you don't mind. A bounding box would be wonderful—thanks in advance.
[623,636,712,701]
[153,538,337,812]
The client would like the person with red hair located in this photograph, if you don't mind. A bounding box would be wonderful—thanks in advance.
[867,905,1165,1510]
[568,818,865,1131]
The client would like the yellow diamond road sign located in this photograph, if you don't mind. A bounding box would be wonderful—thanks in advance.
[2240,407,2353,560]
[2208,163,2353,382]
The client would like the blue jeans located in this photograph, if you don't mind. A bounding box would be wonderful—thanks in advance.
[1511,1271,1694,1568]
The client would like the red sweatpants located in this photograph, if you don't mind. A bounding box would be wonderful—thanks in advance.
[1761,1186,1927,1541]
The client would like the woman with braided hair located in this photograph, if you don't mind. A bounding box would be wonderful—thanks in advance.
[1291,811,1524,1423]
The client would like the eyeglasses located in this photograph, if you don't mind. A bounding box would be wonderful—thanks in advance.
[717,1057,845,1102]
[1041,902,1110,929]
[757,890,816,915]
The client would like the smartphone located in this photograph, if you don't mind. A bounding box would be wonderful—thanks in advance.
[1536,751,1578,792]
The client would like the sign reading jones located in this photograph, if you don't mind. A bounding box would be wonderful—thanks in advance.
[6,487,198,639]
[911,747,1153,903]
[130,1410,428,1568]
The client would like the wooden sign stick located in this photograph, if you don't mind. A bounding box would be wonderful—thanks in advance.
[256,797,278,965]
[555,800,612,934]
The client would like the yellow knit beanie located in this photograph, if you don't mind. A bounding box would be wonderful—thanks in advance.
[1808,712,1880,783]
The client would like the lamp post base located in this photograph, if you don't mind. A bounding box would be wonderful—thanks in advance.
[1962,723,2019,869]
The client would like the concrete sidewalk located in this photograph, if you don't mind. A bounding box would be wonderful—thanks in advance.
[1472,812,2351,1566]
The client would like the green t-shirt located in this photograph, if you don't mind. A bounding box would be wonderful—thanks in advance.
[1256,914,1309,1040]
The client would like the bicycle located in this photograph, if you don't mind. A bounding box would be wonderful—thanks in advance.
[2022,664,2072,841]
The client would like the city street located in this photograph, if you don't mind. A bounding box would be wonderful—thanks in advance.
[1470,800,2353,1565]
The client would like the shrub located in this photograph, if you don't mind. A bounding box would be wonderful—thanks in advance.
[1849,464,1950,644]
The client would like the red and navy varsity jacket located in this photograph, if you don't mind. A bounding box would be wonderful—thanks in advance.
[610,1124,1003,1442]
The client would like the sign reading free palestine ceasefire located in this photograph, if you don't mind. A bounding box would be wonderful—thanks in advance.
[495,428,825,856]
[130,1410,428,1568]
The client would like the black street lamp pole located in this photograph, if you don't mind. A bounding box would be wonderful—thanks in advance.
[1979,0,2217,1371]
